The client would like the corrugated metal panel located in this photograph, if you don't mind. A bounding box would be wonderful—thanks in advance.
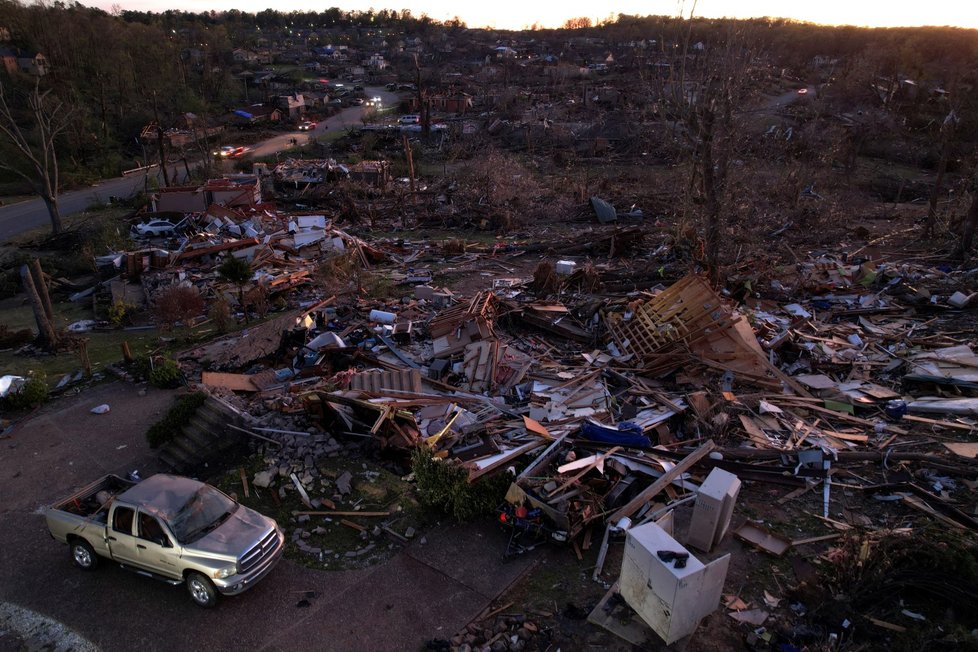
[350,369,422,395]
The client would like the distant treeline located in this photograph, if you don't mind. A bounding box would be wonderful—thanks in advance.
[1,1,977,186]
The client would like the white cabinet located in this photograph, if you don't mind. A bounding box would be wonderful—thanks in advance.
[687,467,741,552]
[620,521,730,644]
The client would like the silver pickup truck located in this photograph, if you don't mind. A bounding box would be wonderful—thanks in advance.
[45,473,284,607]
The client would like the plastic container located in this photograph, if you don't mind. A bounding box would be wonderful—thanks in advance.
[368,309,397,325]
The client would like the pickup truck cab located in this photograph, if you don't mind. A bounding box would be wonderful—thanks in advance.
[45,474,284,608]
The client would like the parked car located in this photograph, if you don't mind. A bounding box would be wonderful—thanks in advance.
[797,87,808,95]
[131,219,178,237]
[399,114,420,125]
[45,474,285,608]
[298,121,317,131]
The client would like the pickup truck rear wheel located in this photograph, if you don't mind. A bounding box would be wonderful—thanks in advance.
[186,572,218,608]
[70,540,98,570]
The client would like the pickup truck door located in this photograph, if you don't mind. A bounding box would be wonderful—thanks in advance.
[135,511,181,579]
[106,505,140,565]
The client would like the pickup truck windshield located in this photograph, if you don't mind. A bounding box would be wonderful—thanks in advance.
[168,485,237,544]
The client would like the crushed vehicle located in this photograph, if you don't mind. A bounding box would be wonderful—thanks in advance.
[45,473,284,608]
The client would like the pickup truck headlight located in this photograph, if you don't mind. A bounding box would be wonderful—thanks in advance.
[212,565,237,579]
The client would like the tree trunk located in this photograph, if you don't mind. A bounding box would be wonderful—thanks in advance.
[40,192,63,234]
[30,258,55,326]
[958,189,978,257]
[21,264,58,349]
[925,124,952,237]
[700,107,722,284]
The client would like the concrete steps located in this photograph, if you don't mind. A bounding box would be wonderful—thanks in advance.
[157,396,245,474]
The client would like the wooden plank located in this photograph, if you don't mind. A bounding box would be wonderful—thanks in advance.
[239,467,250,498]
[867,617,907,633]
[548,447,621,497]
[523,415,553,440]
[905,414,977,433]
[572,540,583,561]
[739,414,775,448]
[340,519,366,532]
[608,440,716,522]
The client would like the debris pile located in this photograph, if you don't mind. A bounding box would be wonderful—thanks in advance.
[78,174,978,648]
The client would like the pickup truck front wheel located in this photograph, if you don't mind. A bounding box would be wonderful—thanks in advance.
[70,540,98,571]
[186,572,218,608]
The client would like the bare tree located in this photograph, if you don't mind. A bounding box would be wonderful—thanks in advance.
[924,108,958,237]
[0,78,73,234]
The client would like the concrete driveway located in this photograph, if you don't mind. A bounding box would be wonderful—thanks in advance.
[0,381,536,651]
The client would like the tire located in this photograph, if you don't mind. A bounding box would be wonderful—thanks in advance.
[70,540,98,571]
[186,572,218,608]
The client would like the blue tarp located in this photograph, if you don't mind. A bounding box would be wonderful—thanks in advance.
[234,109,254,119]
[579,420,651,448]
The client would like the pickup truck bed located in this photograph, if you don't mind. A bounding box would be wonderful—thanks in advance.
[50,474,134,519]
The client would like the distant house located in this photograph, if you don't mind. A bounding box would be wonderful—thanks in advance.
[245,105,283,123]
[0,46,17,75]
[275,93,306,119]
[494,46,517,59]
[232,48,259,63]
[347,160,391,189]
[17,51,48,76]
[226,104,282,125]
[365,53,387,70]
[0,48,48,76]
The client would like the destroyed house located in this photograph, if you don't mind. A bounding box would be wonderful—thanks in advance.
[346,161,391,188]
[154,176,261,213]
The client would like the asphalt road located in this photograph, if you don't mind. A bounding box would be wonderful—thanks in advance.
[0,86,400,245]
[0,381,537,651]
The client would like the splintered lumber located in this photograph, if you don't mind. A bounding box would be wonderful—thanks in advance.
[608,440,716,523]
[549,446,621,497]
[467,440,547,482]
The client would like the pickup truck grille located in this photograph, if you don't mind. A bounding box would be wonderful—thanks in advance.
[239,529,279,574]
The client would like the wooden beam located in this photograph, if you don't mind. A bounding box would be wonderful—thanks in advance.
[608,440,716,523]
[239,467,250,498]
